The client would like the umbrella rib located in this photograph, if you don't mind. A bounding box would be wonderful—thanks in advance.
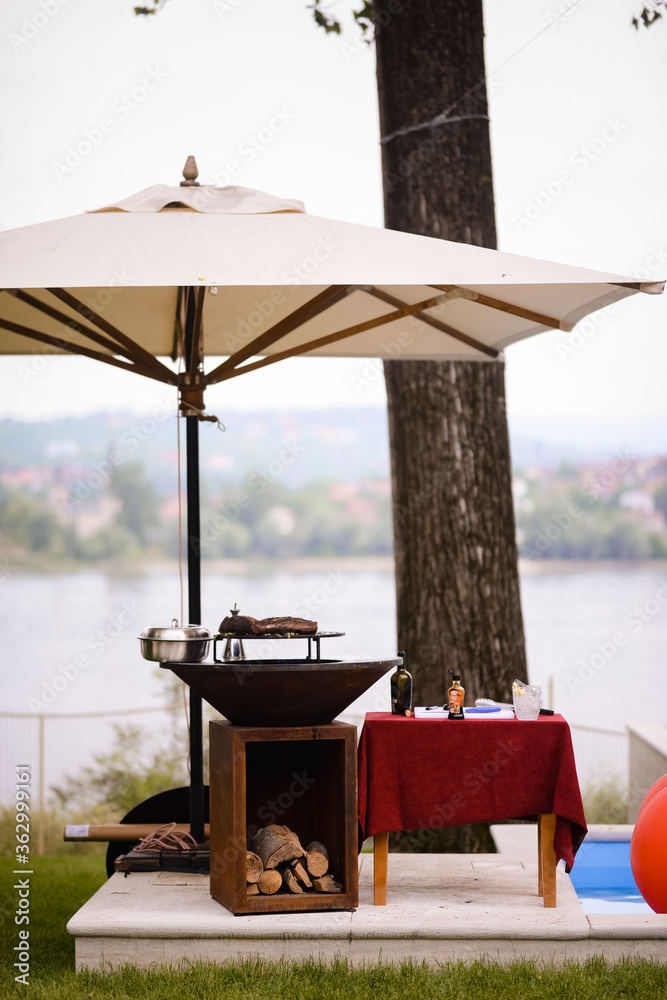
[431,284,574,332]
[206,285,351,384]
[213,290,488,380]
[367,287,499,359]
[0,317,175,382]
[45,288,177,380]
[5,289,143,365]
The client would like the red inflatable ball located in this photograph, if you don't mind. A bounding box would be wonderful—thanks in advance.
[631,787,667,914]
[638,773,667,819]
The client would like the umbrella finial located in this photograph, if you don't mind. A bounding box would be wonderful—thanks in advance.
[180,156,200,187]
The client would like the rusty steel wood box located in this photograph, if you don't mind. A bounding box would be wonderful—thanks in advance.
[209,720,358,915]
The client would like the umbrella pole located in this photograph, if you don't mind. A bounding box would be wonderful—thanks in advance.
[186,413,205,845]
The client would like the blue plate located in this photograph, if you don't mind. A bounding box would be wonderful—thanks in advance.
[465,706,501,714]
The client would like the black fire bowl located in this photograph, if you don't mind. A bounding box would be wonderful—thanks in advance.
[161,658,400,727]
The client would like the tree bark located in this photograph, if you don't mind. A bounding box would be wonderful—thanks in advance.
[374,0,527,707]
[384,360,525,705]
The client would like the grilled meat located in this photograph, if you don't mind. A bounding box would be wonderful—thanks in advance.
[218,615,257,635]
[251,617,318,635]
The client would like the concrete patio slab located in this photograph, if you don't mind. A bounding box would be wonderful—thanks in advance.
[488,823,538,860]
[67,852,667,970]
[353,854,589,939]
[587,914,667,939]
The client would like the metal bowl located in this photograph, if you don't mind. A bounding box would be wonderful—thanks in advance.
[138,620,211,663]
[161,656,401,726]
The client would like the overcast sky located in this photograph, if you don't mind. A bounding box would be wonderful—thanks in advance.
[0,0,665,423]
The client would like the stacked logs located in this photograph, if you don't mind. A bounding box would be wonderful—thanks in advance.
[246,824,341,896]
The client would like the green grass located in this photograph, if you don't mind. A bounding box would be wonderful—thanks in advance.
[1,857,666,998]
[1,954,666,1000]
[0,854,107,982]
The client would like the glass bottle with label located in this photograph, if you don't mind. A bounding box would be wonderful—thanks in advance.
[447,670,465,720]
[390,650,413,716]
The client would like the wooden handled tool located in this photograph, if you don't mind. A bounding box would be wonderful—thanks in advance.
[63,823,210,842]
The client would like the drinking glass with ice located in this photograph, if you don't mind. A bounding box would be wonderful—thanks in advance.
[512,679,542,720]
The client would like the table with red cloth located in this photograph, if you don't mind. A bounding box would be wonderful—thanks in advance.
[358,712,587,907]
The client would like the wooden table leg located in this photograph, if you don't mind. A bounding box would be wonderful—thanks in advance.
[537,818,543,896]
[373,831,388,906]
[538,813,557,908]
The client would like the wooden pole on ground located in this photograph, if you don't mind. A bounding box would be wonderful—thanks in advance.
[63,823,210,842]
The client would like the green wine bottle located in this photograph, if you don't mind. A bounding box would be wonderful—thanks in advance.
[390,650,413,716]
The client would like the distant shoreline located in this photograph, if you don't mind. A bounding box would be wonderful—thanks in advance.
[7,555,667,576]
[518,558,667,575]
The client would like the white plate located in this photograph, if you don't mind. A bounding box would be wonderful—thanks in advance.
[414,707,515,720]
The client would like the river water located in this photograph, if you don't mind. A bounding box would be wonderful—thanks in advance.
[2,562,666,804]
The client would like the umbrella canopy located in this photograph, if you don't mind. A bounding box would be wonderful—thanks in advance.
[0,173,662,403]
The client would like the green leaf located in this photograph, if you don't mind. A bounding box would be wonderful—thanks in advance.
[353,1,375,38]
[308,1,342,34]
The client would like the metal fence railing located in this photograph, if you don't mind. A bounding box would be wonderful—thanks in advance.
[1,705,184,854]
[569,723,629,787]
[1,709,631,854]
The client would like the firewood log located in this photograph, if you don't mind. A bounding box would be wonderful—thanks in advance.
[289,859,312,889]
[305,840,329,877]
[282,866,304,894]
[256,869,282,894]
[312,875,342,893]
[251,826,305,869]
[246,850,263,884]
[266,824,302,844]
[246,883,260,895]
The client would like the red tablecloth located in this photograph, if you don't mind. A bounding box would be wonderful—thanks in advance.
[358,712,587,869]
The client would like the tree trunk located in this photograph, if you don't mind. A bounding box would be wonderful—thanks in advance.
[374,0,527,708]
[385,360,525,705]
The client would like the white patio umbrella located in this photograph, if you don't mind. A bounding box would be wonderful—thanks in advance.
[1,159,662,837]
[2,169,661,370]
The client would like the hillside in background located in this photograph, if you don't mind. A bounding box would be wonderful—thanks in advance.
[0,408,665,564]
[2,408,666,481]
[0,409,390,492]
